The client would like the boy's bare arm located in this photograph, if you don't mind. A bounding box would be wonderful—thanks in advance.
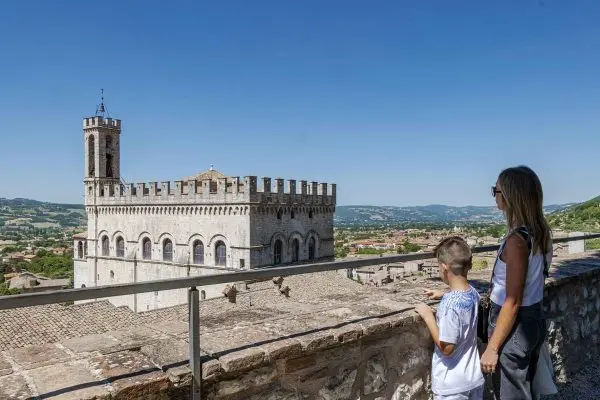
[422,288,445,300]
[415,304,456,356]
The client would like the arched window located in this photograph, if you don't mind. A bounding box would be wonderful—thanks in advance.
[88,135,95,177]
[105,137,113,177]
[106,154,113,177]
[77,241,83,259]
[215,241,226,266]
[81,284,86,288]
[292,239,299,263]
[142,238,152,260]
[84,241,88,256]
[291,210,295,219]
[308,237,316,261]
[193,240,204,264]
[276,209,283,220]
[110,270,114,279]
[274,240,283,265]
[309,210,314,219]
[101,235,109,256]
[201,290,206,300]
[163,239,173,261]
[116,237,125,257]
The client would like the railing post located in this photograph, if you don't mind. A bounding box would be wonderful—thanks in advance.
[188,287,201,400]
[569,231,585,254]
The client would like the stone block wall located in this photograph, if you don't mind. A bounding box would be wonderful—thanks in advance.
[11,255,597,399]
[200,313,433,400]
[197,258,600,399]
[543,266,600,382]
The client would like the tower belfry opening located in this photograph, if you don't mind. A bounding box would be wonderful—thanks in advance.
[83,89,121,183]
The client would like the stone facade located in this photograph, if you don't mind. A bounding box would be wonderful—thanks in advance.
[74,112,335,312]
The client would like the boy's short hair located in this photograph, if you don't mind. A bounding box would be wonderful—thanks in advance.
[433,236,473,276]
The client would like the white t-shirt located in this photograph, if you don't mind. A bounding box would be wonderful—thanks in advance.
[432,286,485,396]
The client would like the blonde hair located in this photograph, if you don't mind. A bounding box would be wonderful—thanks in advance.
[433,236,472,276]
[497,166,551,255]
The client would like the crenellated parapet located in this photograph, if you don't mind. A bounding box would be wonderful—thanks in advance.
[87,176,336,207]
[83,116,121,130]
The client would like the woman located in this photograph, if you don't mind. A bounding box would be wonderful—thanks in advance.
[480,166,552,399]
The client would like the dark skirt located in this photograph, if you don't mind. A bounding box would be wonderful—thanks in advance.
[488,301,546,400]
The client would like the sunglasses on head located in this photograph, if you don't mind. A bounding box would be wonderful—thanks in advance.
[491,186,502,198]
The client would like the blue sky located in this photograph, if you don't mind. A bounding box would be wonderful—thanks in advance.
[1,0,599,206]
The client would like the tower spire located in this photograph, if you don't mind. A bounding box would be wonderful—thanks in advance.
[95,89,109,117]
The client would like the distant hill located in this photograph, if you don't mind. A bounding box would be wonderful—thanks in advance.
[0,196,584,230]
[548,195,600,233]
[0,198,85,230]
[335,203,573,227]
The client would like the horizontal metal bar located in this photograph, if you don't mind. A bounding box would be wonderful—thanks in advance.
[0,234,598,310]
[551,234,600,244]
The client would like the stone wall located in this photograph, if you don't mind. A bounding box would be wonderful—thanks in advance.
[75,203,334,311]
[9,254,597,399]
[196,255,600,399]
[200,312,433,400]
[543,261,600,382]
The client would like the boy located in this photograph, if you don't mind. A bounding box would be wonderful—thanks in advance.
[415,236,484,400]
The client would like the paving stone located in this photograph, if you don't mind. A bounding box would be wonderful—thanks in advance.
[261,338,303,361]
[151,321,189,337]
[0,374,33,400]
[27,361,110,400]
[201,359,221,380]
[8,343,71,370]
[219,348,265,373]
[0,353,12,377]
[140,338,188,369]
[106,325,164,348]
[61,334,119,354]
[200,325,278,355]
[89,350,169,398]
[167,365,192,385]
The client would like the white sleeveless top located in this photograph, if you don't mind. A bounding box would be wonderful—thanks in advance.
[490,229,552,307]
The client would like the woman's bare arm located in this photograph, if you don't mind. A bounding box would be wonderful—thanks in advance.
[487,233,529,353]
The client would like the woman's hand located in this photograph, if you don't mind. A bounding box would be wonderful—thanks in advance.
[423,288,444,300]
[480,346,499,374]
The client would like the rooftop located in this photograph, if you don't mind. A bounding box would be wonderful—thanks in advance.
[183,168,227,182]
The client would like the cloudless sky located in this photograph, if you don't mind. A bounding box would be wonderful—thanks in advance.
[1,0,599,207]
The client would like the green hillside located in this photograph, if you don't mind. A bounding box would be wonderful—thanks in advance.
[548,195,600,233]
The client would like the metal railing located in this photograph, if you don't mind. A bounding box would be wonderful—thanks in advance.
[1,233,599,399]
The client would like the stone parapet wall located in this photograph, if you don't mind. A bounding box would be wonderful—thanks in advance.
[87,178,336,207]
[543,261,600,382]
[200,310,432,399]
[1,253,599,399]
[197,255,600,399]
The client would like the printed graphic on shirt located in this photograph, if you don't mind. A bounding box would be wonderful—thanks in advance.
[431,286,484,396]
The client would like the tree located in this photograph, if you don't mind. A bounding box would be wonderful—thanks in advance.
[400,240,422,254]
[0,284,21,296]
[334,246,349,259]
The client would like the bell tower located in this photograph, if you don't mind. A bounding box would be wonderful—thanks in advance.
[83,90,121,184]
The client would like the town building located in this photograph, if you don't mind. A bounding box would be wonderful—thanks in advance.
[73,99,336,312]
[7,272,70,293]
